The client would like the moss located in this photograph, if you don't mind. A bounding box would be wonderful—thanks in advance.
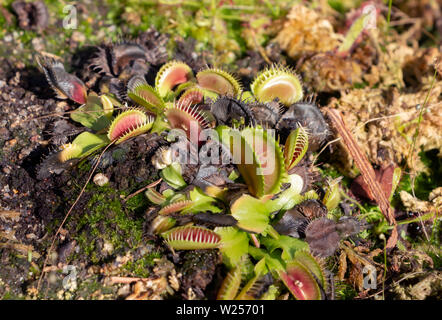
[124,192,150,215]
[122,251,162,278]
[335,281,358,300]
[72,184,146,264]
[77,159,92,173]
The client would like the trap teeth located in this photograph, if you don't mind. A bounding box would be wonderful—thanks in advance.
[127,75,164,113]
[107,109,153,144]
[177,87,204,106]
[196,68,242,96]
[284,126,309,171]
[165,101,211,140]
[155,61,193,97]
[158,200,194,215]
[251,64,303,106]
[161,226,221,250]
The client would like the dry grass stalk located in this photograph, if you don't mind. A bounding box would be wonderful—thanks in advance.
[325,108,398,249]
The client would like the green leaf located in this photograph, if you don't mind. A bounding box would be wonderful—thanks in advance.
[266,174,304,212]
[248,246,284,273]
[181,187,222,214]
[215,227,249,269]
[151,117,170,134]
[160,163,187,189]
[72,132,109,158]
[70,93,111,131]
[261,235,308,262]
[230,195,271,233]
[253,258,268,276]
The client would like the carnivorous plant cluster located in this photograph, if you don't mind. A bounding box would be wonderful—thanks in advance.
[36,36,370,300]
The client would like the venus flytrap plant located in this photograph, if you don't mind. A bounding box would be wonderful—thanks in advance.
[279,259,322,300]
[251,64,304,106]
[235,263,273,300]
[155,60,194,98]
[70,93,113,131]
[55,132,109,163]
[284,126,309,171]
[57,143,82,162]
[160,162,187,189]
[165,100,212,141]
[323,178,342,211]
[161,225,221,250]
[36,54,88,104]
[196,68,242,96]
[158,200,194,216]
[145,187,167,205]
[217,264,243,300]
[37,47,349,300]
[216,125,286,198]
[149,215,177,235]
[127,75,165,114]
[177,86,205,106]
[107,109,154,144]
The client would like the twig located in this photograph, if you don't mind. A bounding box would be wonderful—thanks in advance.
[108,276,150,285]
[21,106,128,123]
[123,178,163,202]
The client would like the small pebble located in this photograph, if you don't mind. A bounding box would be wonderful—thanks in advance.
[93,173,109,186]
